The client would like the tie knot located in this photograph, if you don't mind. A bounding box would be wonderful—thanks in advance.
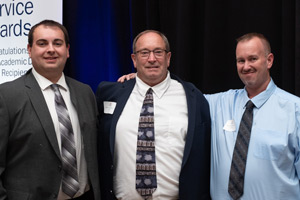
[246,100,255,110]
[50,84,59,92]
[147,88,153,95]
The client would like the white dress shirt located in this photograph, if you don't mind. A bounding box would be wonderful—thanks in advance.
[114,72,188,199]
[32,68,89,199]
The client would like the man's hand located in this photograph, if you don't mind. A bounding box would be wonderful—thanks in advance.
[117,73,136,83]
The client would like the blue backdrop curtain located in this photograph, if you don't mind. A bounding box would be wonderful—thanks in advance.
[63,0,133,91]
[63,0,300,96]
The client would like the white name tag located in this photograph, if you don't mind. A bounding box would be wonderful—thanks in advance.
[223,119,236,132]
[103,101,116,114]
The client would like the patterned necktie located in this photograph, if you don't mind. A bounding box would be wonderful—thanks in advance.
[136,88,157,199]
[51,84,79,198]
[228,100,255,200]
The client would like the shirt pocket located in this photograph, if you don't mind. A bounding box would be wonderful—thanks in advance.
[155,117,187,149]
[155,118,170,145]
[252,128,286,161]
[167,117,187,148]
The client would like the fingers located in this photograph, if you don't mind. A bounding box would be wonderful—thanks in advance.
[117,75,127,83]
[128,73,136,80]
[117,73,136,83]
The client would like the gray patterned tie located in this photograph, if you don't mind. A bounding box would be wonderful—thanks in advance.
[51,84,79,198]
[136,88,157,199]
[228,100,255,200]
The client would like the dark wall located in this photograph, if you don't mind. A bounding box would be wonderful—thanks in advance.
[63,0,300,96]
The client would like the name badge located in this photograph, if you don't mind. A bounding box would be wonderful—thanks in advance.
[103,101,116,114]
[223,119,236,132]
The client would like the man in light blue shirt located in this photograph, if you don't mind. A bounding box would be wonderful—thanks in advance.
[118,32,300,199]
[206,33,300,200]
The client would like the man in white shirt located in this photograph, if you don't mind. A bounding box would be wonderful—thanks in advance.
[118,32,300,200]
[96,30,211,199]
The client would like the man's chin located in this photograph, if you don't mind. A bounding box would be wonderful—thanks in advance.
[241,78,255,87]
[145,72,160,78]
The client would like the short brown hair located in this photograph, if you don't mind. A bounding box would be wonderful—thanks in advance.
[132,30,170,53]
[28,20,69,47]
[236,33,271,55]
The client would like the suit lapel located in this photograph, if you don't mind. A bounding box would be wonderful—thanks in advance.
[109,79,136,155]
[182,86,196,167]
[66,79,88,146]
[66,78,79,123]
[67,79,89,151]
[171,74,197,167]
[24,71,61,159]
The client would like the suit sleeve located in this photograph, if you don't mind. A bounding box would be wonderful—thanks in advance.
[0,92,9,199]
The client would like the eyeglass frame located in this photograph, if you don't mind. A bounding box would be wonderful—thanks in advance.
[134,48,169,59]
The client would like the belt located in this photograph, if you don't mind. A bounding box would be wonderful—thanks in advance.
[71,190,93,200]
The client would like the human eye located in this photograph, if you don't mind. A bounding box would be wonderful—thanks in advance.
[36,40,47,46]
[54,40,63,46]
[154,49,164,55]
[250,57,257,62]
[140,50,150,57]
[237,59,245,64]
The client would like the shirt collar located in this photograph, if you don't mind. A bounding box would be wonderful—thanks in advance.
[136,71,171,99]
[241,78,277,108]
[32,67,68,92]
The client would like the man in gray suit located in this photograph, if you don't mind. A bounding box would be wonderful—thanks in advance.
[0,20,100,200]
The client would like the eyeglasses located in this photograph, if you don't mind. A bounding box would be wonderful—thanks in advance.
[134,49,168,58]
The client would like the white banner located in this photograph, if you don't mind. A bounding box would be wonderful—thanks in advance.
[0,0,63,83]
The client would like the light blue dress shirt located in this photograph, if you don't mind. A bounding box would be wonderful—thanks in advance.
[205,79,300,200]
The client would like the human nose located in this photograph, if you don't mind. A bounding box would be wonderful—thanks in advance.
[244,60,251,69]
[47,44,55,53]
[147,51,157,62]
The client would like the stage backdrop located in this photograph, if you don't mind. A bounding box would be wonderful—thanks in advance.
[0,0,62,84]
[63,0,300,96]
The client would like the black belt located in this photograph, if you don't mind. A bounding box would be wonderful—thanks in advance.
[71,190,93,200]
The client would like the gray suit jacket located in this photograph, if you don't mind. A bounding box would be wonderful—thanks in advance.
[0,69,100,200]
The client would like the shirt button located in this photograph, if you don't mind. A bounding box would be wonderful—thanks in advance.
[111,165,114,170]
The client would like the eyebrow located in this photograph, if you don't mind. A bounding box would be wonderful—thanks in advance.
[138,47,165,51]
[36,38,64,43]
